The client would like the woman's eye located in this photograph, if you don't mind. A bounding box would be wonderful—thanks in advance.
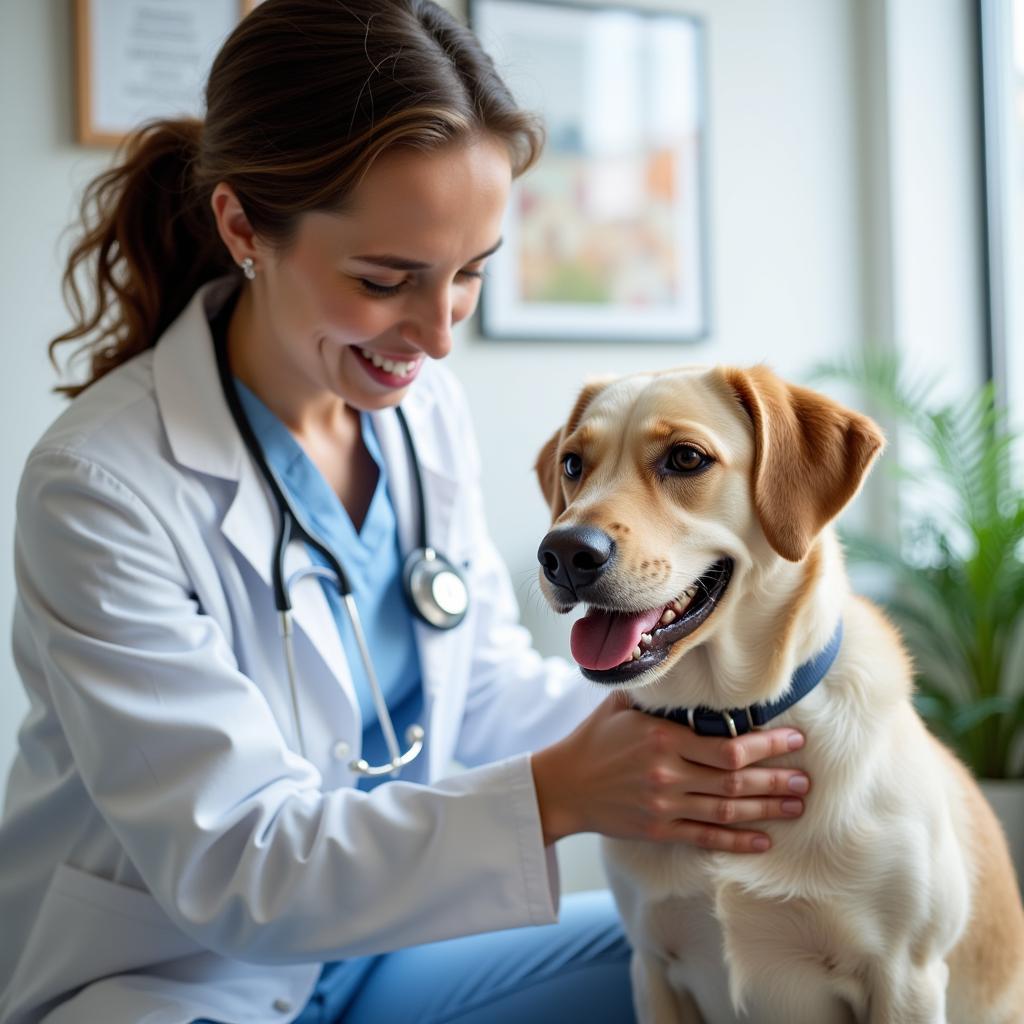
[667,445,712,474]
[562,453,583,480]
[358,278,406,297]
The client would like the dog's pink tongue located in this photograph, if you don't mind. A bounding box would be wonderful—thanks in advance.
[570,606,665,671]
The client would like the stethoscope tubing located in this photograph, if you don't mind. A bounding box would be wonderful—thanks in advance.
[211,304,461,777]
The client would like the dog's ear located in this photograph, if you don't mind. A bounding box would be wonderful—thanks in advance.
[535,378,613,520]
[721,365,885,562]
[535,427,565,517]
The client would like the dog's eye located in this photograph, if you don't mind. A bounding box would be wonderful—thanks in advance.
[562,453,583,480]
[667,444,712,474]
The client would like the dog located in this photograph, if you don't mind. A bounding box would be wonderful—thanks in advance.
[534,364,1024,1024]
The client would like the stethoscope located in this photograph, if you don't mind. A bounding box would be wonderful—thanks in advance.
[212,310,469,778]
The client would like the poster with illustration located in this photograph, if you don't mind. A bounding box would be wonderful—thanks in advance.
[472,0,708,341]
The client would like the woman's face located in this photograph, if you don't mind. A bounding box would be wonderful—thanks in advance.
[231,138,512,415]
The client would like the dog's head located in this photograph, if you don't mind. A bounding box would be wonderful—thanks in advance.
[534,365,884,688]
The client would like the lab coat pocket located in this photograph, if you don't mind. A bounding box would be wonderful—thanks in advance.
[4,864,202,1022]
[50,862,183,930]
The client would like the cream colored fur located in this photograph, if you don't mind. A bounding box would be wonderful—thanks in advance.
[536,366,1024,1024]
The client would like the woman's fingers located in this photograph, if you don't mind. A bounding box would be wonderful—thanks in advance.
[667,822,775,854]
[678,794,804,826]
[686,764,811,799]
[678,726,805,771]
[659,726,810,852]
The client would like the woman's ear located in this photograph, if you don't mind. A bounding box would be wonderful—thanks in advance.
[210,182,260,268]
[721,365,886,562]
[534,377,613,521]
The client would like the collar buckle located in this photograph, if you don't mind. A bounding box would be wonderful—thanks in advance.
[688,707,760,737]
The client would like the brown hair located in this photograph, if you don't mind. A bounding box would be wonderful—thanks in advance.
[51,0,543,397]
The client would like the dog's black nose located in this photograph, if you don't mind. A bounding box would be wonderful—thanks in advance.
[537,526,615,594]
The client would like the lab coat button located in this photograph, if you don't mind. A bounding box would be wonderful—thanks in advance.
[332,740,351,761]
[272,997,293,1013]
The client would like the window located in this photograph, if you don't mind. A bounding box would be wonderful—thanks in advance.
[981,0,1024,422]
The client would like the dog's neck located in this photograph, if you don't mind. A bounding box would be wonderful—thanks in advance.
[635,530,846,715]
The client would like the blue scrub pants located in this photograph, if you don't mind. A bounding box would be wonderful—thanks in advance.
[195,890,633,1023]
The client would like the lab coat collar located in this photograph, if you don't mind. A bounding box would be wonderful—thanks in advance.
[152,277,462,719]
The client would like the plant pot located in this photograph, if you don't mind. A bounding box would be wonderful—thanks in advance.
[980,779,1024,894]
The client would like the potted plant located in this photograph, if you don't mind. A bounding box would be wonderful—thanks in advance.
[812,352,1024,885]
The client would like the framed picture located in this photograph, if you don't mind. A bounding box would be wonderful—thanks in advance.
[74,0,259,146]
[470,0,709,342]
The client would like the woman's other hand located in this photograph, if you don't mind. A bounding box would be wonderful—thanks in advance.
[531,692,809,853]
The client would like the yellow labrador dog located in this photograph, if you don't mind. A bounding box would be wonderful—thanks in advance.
[534,365,1024,1024]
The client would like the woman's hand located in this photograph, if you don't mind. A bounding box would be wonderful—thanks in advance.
[531,691,810,853]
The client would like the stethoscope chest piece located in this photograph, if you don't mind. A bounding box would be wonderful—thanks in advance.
[403,547,469,629]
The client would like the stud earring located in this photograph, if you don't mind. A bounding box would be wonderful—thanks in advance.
[240,257,256,280]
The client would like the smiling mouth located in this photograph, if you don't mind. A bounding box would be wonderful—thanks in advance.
[570,558,734,685]
[354,346,422,384]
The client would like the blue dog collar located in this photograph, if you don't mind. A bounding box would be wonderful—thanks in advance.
[644,619,844,737]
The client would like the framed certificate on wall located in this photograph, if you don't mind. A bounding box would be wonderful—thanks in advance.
[74,0,259,146]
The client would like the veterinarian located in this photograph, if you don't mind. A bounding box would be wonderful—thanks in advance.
[0,2,813,1021]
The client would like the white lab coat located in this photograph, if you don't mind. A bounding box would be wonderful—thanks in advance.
[0,277,601,1024]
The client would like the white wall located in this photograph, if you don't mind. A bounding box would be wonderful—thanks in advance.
[0,1,987,891]
[0,0,112,775]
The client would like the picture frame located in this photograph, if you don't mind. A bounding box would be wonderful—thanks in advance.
[74,0,259,147]
[470,0,709,343]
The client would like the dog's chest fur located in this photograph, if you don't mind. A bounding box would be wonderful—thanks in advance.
[602,839,875,1023]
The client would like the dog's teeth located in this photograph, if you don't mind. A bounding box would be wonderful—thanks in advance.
[640,633,652,646]
[660,609,676,625]
[632,646,642,660]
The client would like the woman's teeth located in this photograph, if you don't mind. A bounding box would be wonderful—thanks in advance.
[360,348,417,377]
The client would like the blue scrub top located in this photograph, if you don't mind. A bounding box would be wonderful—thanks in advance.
[235,382,425,791]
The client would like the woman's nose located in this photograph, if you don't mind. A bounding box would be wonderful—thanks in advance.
[402,289,455,358]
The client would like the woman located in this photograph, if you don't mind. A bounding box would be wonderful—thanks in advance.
[0,2,811,1021]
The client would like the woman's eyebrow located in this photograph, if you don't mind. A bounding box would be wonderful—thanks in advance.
[351,238,503,270]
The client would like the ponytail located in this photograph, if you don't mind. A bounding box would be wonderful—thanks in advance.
[50,119,233,397]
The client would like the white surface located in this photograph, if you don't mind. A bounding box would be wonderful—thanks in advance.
[0,0,989,896]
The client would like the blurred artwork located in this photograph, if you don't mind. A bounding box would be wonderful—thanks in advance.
[473,0,707,341]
